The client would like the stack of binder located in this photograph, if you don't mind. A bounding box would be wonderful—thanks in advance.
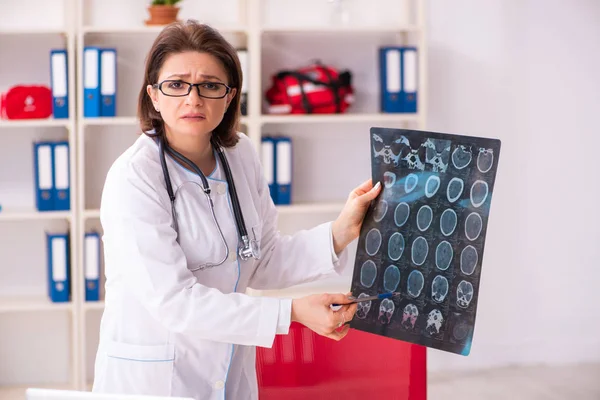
[261,136,292,205]
[50,49,69,119]
[46,232,70,303]
[379,46,418,113]
[84,47,117,117]
[33,141,70,211]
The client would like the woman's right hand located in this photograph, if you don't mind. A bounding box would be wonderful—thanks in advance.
[291,293,357,341]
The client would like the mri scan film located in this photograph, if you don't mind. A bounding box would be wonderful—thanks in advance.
[350,127,501,356]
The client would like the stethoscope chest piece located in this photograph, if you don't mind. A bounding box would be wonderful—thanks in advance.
[239,235,260,261]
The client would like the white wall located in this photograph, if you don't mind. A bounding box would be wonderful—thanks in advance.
[425,0,600,371]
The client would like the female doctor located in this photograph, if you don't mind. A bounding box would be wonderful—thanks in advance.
[92,20,381,400]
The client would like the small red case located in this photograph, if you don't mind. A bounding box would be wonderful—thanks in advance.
[1,85,53,120]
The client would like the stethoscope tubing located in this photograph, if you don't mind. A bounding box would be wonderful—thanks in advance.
[158,134,254,270]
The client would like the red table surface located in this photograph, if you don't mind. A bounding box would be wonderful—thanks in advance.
[257,322,427,400]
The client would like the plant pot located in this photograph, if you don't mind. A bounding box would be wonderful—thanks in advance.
[145,5,180,26]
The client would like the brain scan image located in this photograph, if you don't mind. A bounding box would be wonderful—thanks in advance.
[407,270,425,298]
[477,148,494,173]
[440,209,458,236]
[411,236,429,266]
[425,175,441,198]
[447,177,464,203]
[464,212,483,241]
[394,202,410,227]
[365,228,382,255]
[355,293,372,319]
[425,309,444,335]
[456,280,474,308]
[470,180,489,208]
[416,205,433,232]
[401,303,419,330]
[431,275,449,303]
[383,265,401,292]
[378,298,395,325]
[460,245,478,275]
[372,200,388,222]
[351,128,500,356]
[451,145,472,170]
[360,260,377,288]
[405,173,419,193]
[435,241,453,271]
[388,232,405,261]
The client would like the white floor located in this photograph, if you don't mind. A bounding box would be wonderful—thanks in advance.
[428,363,600,400]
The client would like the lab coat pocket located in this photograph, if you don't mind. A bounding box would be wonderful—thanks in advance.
[103,341,175,396]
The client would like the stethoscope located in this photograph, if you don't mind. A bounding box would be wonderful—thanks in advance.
[157,134,260,271]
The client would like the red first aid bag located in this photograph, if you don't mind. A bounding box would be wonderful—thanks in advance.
[265,61,354,114]
[0,85,53,120]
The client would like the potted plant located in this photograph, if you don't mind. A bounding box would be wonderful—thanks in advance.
[145,0,182,26]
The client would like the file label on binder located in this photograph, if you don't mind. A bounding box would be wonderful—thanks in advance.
[85,232,100,301]
[261,137,277,204]
[47,233,70,303]
[402,48,418,112]
[275,137,292,205]
[50,50,69,119]
[34,142,54,211]
[100,49,117,117]
[53,142,70,211]
[386,49,401,94]
[84,47,101,117]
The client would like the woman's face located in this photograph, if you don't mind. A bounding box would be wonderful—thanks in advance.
[147,51,236,139]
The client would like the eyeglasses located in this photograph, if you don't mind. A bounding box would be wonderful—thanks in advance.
[153,80,232,99]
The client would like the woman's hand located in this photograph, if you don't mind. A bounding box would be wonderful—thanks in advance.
[291,293,357,341]
[332,179,382,254]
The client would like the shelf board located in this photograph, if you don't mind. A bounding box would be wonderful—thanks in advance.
[0,28,68,35]
[83,116,138,126]
[0,209,72,222]
[260,113,420,124]
[0,296,73,313]
[0,119,70,129]
[82,25,247,34]
[83,209,100,220]
[261,24,421,33]
[84,301,105,311]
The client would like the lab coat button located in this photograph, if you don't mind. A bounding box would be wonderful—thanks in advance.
[216,183,226,195]
[214,380,225,390]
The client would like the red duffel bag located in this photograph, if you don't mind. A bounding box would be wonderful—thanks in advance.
[1,85,53,120]
[265,61,354,114]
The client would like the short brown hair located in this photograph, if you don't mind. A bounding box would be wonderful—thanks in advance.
[138,20,242,147]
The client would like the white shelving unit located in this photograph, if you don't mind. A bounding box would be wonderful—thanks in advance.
[1,0,427,395]
[0,1,80,398]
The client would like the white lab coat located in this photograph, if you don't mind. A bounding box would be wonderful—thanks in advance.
[91,132,351,400]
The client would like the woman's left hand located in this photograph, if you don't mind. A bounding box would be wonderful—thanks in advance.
[331,179,382,254]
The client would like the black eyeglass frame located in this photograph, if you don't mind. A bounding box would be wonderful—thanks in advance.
[152,80,232,99]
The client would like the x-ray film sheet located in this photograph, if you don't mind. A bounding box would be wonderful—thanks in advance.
[349,127,501,356]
